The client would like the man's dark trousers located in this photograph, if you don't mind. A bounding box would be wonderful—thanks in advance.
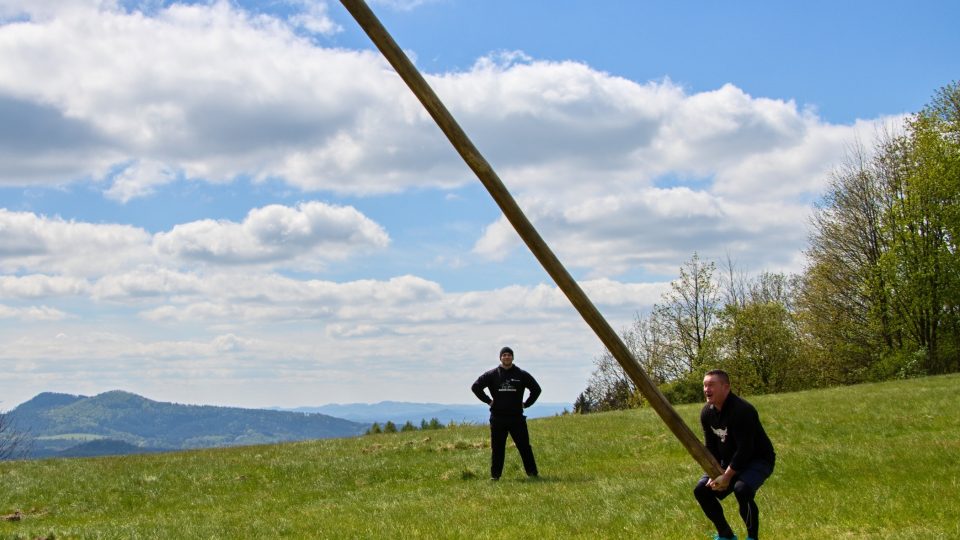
[490,415,538,478]
[693,459,773,539]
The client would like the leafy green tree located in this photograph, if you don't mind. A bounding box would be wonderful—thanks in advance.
[367,422,382,435]
[713,270,805,393]
[573,388,594,414]
[716,301,800,393]
[383,421,397,434]
[798,138,897,384]
[879,82,960,374]
[581,254,725,408]
[400,421,416,432]
[798,82,960,381]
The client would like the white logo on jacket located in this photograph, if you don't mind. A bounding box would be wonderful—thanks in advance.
[711,426,728,443]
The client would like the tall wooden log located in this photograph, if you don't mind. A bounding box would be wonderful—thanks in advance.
[339,0,722,478]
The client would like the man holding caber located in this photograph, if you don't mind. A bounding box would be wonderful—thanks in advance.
[471,346,541,480]
[694,369,776,540]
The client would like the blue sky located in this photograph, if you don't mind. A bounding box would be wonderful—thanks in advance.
[1,0,957,409]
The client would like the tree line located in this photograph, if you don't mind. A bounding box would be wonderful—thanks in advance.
[576,82,960,412]
[365,417,451,435]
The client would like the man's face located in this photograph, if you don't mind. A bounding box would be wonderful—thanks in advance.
[499,351,514,368]
[703,374,730,407]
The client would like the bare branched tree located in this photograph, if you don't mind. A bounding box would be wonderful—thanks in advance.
[0,411,30,460]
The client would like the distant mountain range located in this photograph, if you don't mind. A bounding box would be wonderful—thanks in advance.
[6,391,572,460]
[279,400,571,426]
[8,391,369,459]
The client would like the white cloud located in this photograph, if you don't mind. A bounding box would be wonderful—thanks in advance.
[0,275,654,406]
[91,267,203,301]
[153,201,389,267]
[0,274,88,298]
[0,209,153,276]
[0,303,68,321]
[0,201,388,280]
[286,0,340,35]
[104,159,178,203]
[0,1,457,194]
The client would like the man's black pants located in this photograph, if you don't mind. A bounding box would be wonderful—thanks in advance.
[489,415,538,479]
[693,459,773,539]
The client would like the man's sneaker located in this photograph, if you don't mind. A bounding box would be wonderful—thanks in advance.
[712,535,737,540]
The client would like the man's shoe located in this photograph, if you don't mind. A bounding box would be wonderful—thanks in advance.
[489,477,499,481]
[712,535,737,540]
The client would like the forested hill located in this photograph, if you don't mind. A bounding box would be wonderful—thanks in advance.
[10,390,368,458]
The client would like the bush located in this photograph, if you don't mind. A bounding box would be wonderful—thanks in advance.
[660,374,703,405]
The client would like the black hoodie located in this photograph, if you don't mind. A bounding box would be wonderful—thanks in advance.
[471,365,541,417]
[700,392,776,471]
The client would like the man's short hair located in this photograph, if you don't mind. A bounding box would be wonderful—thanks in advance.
[705,369,730,384]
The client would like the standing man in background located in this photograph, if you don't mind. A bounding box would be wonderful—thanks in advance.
[471,346,541,480]
[694,369,776,540]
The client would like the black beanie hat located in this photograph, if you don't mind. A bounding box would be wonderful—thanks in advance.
[499,346,514,357]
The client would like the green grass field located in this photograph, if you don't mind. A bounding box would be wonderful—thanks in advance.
[2,374,958,539]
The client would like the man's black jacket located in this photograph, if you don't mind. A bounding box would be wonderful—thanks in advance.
[700,392,775,471]
[471,365,541,417]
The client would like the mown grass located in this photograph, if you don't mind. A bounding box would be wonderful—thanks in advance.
[2,374,958,539]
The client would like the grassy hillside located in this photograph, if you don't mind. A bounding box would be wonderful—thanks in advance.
[2,374,958,539]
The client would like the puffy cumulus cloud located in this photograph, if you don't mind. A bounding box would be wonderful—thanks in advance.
[436,56,677,185]
[0,274,88,298]
[104,159,179,203]
[580,278,671,308]
[475,187,813,276]
[451,65,900,276]
[0,202,390,301]
[286,0,340,35]
[0,94,119,186]
[712,117,898,200]
[0,1,462,194]
[153,201,389,266]
[0,209,153,276]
